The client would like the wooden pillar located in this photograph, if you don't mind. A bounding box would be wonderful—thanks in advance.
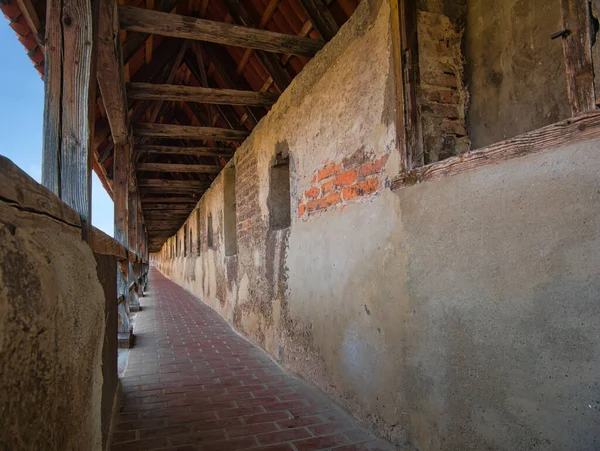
[128,159,140,311]
[113,140,132,342]
[42,0,99,240]
[114,141,129,294]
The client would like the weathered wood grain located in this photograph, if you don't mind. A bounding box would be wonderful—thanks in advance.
[133,123,250,140]
[138,179,210,189]
[97,0,129,144]
[90,226,128,260]
[143,203,196,210]
[142,196,199,203]
[391,111,600,190]
[137,162,222,173]
[135,145,235,157]
[560,0,596,115]
[118,5,324,57]
[42,0,99,240]
[0,156,81,228]
[113,141,129,248]
[128,83,279,106]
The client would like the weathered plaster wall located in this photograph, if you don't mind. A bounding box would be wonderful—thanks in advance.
[0,189,105,450]
[153,1,600,449]
[464,0,570,148]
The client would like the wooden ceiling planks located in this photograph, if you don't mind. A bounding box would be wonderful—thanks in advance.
[92,0,358,248]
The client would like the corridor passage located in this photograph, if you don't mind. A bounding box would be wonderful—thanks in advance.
[112,269,394,451]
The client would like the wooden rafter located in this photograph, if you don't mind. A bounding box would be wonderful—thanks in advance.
[235,0,281,76]
[222,0,292,91]
[148,41,190,123]
[299,0,339,41]
[119,5,324,56]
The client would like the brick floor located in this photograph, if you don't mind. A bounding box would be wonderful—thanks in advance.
[112,268,395,451]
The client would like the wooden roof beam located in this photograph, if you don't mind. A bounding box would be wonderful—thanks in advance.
[142,196,199,202]
[128,82,278,106]
[136,144,234,156]
[119,5,324,56]
[138,179,209,189]
[133,123,249,140]
[137,162,222,173]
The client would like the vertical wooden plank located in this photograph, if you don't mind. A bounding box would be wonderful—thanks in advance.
[60,0,99,239]
[113,141,129,297]
[560,0,596,115]
[41,0,63,195]
[42,0,99,240]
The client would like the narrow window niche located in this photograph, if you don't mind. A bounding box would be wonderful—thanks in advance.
[207,213,214,249]
[223,168,237,256]
[196,208,201,256]
[268,152,291,230]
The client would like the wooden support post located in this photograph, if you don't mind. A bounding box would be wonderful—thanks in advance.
[42,0,99,240]
[114,141,129,295]
[114,139,132,342]
[560,0,597,115]
[128,153,141,312]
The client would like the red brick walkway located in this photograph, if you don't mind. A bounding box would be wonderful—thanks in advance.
[112,268,394,451]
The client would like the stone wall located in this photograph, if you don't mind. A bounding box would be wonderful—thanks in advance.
[0,159,106,450]
[152,1,600,449]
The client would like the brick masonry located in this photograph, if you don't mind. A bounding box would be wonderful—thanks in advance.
[297,149,389,220]
[417,7,470,163]
[113,269,394,451]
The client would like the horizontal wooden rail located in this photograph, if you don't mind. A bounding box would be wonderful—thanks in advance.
[128,83,279,106]
[90,227,128,260]
[391,111,600,190]
[119,5,324,57]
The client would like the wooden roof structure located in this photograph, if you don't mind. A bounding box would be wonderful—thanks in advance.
[2,0,360,252]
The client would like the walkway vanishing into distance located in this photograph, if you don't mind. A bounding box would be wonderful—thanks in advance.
[112,269,394,451]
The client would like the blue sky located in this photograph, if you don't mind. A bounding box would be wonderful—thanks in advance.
[0,16,114,236]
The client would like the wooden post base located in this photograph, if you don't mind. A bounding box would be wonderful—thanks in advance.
[118,331,133,348]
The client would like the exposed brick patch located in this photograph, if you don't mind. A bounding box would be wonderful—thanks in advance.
[298,150,388,220]
[111,269,394,451]
[417,8,471,163]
